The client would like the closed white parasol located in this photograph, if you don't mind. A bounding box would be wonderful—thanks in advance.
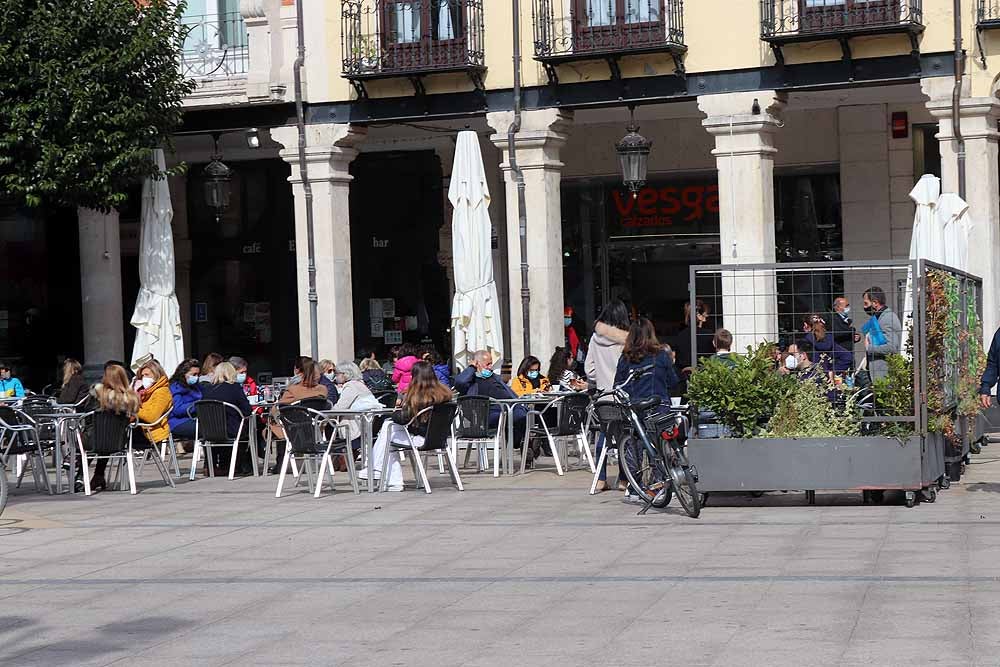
[130,149,184,376]
[450,131,504,370]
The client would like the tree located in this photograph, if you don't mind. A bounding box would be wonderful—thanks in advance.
[0,0,195,211]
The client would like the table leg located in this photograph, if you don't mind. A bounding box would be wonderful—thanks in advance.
[506,405,515,476]
[53,421,64,494]
[364,415,375,494]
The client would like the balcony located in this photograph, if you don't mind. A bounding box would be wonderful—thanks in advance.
[532,0,686,83]
[761,0,923,65]
[977,2,1000,66]
[181,11,250,80]
[341,0,486,98]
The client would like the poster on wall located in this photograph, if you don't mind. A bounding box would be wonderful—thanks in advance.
[371,319,384,338]
[369,298,384,319]
[384,330,402,345]
[382,298,396,318]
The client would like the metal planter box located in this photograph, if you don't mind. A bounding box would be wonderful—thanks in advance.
[689,435,942,494]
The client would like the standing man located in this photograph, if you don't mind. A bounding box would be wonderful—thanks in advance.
[829,297,860,350]
[862,287,902,380]
[979,327,1000,409]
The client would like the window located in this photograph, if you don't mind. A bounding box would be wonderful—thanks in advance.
[800,0,899,32]
[386,1,462,45]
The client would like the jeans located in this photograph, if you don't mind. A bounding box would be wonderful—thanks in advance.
[171,419,196,440]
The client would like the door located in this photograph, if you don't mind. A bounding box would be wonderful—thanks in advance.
[799,0,896,32]
[574,0,664,53]
[381,0,465,72]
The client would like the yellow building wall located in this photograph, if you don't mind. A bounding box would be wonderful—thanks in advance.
[321,0,1000,104]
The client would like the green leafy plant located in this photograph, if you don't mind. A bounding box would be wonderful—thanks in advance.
[687,342,796,438]
[872,353,915,439]
[0,0,195,211]
[762,378,859,438]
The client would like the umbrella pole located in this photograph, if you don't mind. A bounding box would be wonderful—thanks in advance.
[295,0,319,359]
[509,0,530,356]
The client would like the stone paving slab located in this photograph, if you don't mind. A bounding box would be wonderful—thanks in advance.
[2,450,1000,665]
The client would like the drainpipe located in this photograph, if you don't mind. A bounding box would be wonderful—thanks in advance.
[294,0,319,359]
[509,0,531,356]
[953,0,967,199]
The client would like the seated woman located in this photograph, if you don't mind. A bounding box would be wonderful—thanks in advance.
[361,361,452,491]
[267,357,329,474]
[136,360,173,446]
[168,359,202,441]
[199,352,224,385]
[201,362,253,474]
[360,357,395,394]
[58,358,90,406]
[509,356,551,396]
[228,356,258,399]
[87,364,141,492]
[331,361,382,465]
[614,318,681,494]
[421,346,451,386]
[802,314,853,374]
[0,363,25,398]
[391,344,420,393]
[547,346,588,392]
[319,359,340,403]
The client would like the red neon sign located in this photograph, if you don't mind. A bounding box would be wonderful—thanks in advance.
[611,184,720,229]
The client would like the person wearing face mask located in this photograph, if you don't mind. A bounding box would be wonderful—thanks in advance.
[510,356,552,396]
[202,362,254,475]
[318,359,341,403]
[455,350,528,456]
[564,306,585,363]
[136,360,173,448]
[0,364,25,398]
[228,356,258,398]
[547,346,588,392]
[861,286,902,381]
[267,357,329,473]
[168,359,203,440]
[199,352,224,386]
[779,341,824,383]
[829,297,860,350]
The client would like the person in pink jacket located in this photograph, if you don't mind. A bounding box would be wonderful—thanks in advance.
[391,345,421,393]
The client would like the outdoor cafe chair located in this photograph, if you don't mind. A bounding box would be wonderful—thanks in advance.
[589,401,631,495]
[187,400,258,481]
[275,405,359,497]
[523,393,595,476]
[0,406,52,494]
[76,410,174,495]
[380,402,462,494]
[452,396,505,477]
[134,409,182,479]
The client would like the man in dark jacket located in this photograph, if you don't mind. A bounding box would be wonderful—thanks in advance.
[829,297,859,350]
[980,327,1000,409]
[454,350,527,451]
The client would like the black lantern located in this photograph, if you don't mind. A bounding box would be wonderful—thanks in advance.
[203,133,232,222]
[615,108,651,197]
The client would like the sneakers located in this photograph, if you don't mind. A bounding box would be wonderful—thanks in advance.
[386,484,404,492]
[357,468,381,481]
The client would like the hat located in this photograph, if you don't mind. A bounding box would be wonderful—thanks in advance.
[564,306,573,317]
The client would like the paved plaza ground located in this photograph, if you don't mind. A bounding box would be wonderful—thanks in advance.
[3,449,1000,666]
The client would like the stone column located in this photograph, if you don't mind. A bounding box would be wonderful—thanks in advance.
[78,207,124,377]
[699,91,785,350]
[924,78,1000,338]
[271,123,367,362]
[486,109,573,364]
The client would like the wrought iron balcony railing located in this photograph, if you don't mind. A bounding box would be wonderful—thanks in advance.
[761,0,923,42]
[341,0,485,92]
[979,0,1000,25]
[181,12,249,79]
[532,0,685,77]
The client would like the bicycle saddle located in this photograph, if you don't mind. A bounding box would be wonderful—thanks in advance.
[629,396,661,413]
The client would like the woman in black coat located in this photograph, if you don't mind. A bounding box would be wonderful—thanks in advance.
[57,358,90,406]
[200,361,253,474]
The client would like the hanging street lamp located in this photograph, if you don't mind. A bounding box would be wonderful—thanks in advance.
[203,132,232,222]
[615,107,651,197]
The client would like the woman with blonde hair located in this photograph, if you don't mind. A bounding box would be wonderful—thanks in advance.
[202,361,254,475]
[88,365,141,491]
[57,358,89,405]
[360,357,394,393]
[361,361,453,491]
[135,360,173,447]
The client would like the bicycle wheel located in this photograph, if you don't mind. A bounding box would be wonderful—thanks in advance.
[619,435,671,508]
[0,462,8,517]
[666,442,700,518]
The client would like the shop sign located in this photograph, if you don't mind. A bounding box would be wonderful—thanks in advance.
[608,180,720,235]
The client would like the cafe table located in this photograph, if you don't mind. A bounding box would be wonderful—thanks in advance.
[322,407,396,493]
[31,411,86,494]
[492,393,572,475]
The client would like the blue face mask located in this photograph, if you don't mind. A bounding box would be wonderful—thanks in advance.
[478,369,494,379]
[527,370,540,380]
[564,317,572,327]
[186,375,199,386]
[236,372,247,384]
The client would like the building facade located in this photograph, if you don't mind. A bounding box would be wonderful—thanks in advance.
[4,0,1000,386]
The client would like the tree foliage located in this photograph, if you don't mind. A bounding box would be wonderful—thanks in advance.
[0,0,194,211]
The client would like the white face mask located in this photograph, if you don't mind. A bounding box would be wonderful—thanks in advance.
[141,377,155,390]
[785,355,798,371]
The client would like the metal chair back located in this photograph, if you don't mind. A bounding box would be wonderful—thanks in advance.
[88,411,133,456]
[554,393,590,436]
[293,397,332,412]
[190,400,240,443]
[375,391,398,409]
[413,402,458,452]
[455,396,492,439]
[278,406,327,455]
[0,406,38,456]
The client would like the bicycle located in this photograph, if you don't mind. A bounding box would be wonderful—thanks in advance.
[592,365,700,518]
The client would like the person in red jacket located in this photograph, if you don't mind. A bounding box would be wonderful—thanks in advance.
[565,306,584,363]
